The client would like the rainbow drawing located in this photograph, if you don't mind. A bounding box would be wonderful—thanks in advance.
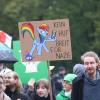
[21,23,35,40]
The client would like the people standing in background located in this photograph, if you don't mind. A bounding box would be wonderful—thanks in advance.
[25,78,35,99]
[73,64,85,76]
[71,51,100,100]
[30,79,55,100]
[56,73,76,100]
[4,71,29,100]
[52,66,67,95]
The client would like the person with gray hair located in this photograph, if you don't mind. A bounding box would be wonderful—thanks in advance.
[71,51,100,100]
[73,64,85,76]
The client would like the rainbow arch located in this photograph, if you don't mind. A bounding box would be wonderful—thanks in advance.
[21,23,35,40]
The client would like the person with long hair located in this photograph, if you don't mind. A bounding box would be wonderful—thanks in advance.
[30,79,55,100]
[4,71,29,100]
[71,51,100,100]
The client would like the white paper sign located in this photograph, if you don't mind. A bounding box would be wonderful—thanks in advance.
[22,62,40,73]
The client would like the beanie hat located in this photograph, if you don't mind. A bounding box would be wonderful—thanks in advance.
[73,64,85,76]
[64,74,77,84]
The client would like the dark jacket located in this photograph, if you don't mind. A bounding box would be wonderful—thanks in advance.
[71,75,84,100]
[52,74,64,95]
[71,70,100,100]
[5,87,29,100]
[30,93,56,100]
[30,93,50,100]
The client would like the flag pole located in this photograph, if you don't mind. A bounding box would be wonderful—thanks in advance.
[47,61,53,100]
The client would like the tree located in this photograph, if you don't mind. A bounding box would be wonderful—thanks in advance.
[0,0,100,71]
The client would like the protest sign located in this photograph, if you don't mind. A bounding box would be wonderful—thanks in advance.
[19,19,72,62]
[13,41,48,84]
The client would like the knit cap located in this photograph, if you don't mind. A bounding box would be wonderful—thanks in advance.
[64,74,77,84]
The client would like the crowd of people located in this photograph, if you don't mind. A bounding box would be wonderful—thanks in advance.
[0,51,100,100]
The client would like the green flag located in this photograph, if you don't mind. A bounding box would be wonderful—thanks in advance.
[13,40,48,84]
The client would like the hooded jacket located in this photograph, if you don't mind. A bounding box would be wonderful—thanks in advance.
[56,90,70,100]
[56,74,76,100]
[71,70,100,100]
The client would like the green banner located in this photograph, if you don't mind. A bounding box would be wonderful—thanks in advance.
[13,41,48,84]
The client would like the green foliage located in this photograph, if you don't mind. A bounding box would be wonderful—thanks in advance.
[0,0,100,71]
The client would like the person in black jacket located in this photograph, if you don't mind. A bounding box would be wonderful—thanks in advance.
[4,71,29,100]
[30,79,55,100]
[25,78,35,99]
[52,66,66,95]
[71,51,100,100]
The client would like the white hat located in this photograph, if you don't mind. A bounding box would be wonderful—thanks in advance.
[49,66,55,71]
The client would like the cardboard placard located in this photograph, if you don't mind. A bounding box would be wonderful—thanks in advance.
[19,19,72,61]
[13,41,48,84]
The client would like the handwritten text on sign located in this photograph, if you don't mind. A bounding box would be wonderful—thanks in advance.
[19,19,72,61]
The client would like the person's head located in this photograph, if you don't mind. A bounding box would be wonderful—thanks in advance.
[35,79,50,98]
[81,51,100,77]
[73,64,85,76]
[58,66,66,76]
[4,71,22,91]
[63,74,77,92]
[0,76,5,93]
